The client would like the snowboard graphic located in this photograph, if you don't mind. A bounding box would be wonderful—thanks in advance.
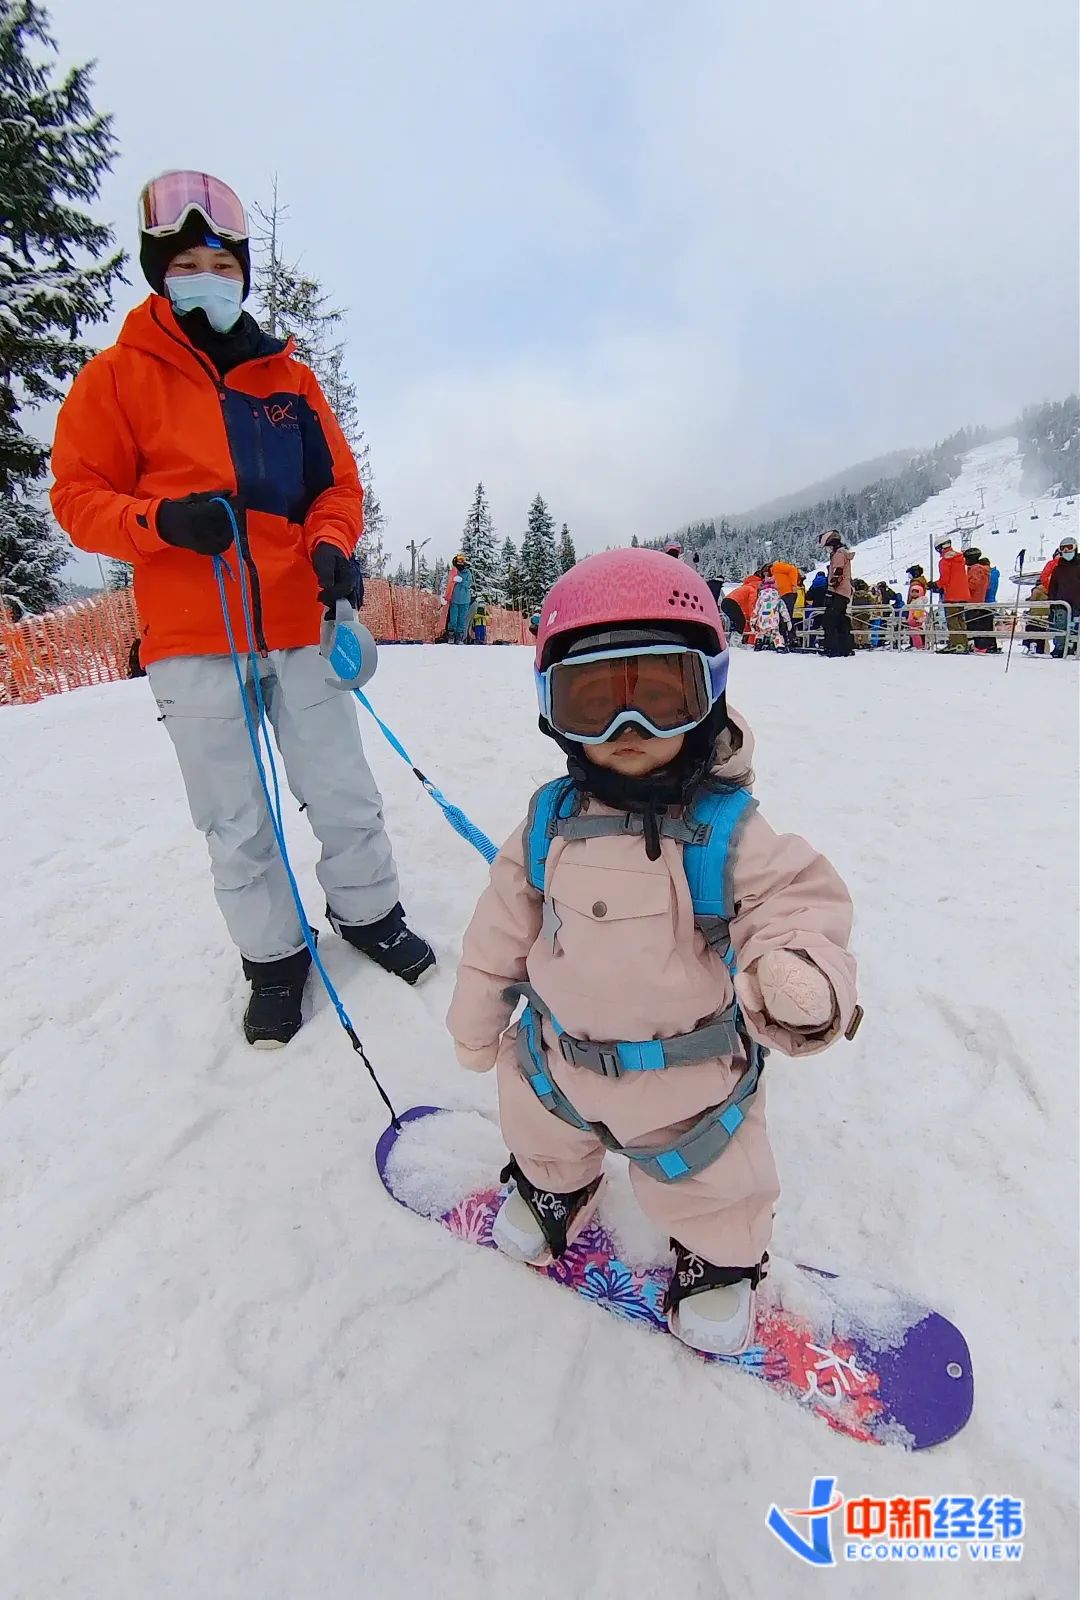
[376,1106,973,1450]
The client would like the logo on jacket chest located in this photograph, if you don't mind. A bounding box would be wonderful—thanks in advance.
[263,398,299,433]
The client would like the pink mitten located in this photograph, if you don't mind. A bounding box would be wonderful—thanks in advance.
[735,950,834,1029]
[454,1040,499,1072]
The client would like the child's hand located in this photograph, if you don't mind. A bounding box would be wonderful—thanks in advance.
[736,950,834,1030]
[454,1040,499,1072]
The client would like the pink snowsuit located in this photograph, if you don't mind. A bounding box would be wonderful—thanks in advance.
[447,716,858,1269]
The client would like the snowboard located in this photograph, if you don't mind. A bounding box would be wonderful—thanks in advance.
[376,1105,973,1450]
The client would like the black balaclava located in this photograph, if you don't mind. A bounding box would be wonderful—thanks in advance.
[539,625,733,861]
[140,210,251,298]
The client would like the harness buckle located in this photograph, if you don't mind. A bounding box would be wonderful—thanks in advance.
[559,1034,622,1078]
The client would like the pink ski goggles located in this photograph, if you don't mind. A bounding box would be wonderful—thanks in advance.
[137,170,248,241]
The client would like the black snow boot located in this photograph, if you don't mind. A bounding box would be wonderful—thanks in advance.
[242,943,312,1048]
[329,902,435,986]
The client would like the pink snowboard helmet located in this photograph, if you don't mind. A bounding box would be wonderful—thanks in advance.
[535,547,727,670]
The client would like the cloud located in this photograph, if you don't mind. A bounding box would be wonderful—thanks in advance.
[48,0,1080,568]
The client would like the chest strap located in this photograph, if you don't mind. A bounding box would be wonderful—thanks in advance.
[553,813,707,846]
[512,999,763,1185]
[505,983,741,1077]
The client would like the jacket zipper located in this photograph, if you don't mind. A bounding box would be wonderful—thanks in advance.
[150,302,271,655]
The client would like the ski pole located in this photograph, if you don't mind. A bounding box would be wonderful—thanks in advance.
[1004,547,1026,675]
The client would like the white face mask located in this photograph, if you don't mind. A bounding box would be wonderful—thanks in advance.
[1061,547,1077,560]
[166,272,244,332]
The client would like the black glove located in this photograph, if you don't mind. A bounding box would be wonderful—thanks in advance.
[312,542,363,612]
[156,492,239,556]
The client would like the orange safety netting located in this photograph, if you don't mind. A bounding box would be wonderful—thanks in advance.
[1,584,529,707]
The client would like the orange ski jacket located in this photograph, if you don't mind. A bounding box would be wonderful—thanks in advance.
[51,296,362,664]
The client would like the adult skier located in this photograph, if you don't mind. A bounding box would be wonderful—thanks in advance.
[820,530,854,657]
[50,169,435,1047]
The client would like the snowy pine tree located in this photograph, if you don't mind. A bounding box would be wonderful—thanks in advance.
[461,482,497,597]
[0,0,124,610]
[630,534,640,547]
[254,186,385,569]
[429,556,449,598]
[520,494,559,609]
[0,491,67,615]
[558,522,577,572]
[497,535,520,608]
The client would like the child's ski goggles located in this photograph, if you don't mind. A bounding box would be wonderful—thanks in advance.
[137,170,249,241]
[536,644,728,745]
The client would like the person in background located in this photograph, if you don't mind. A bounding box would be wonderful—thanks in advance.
[665,540,684,560]
[1023,583,1049,654]
[1047,534,1080,658]
[804,569,829,649]
[932,535,971,652]
[819,530,854,657]
[904,567,929,650]
[770,557,800,627]
[528,611,541,639]
[471,598,490,644]
[984,558,1000,603]
[1039,547,1062,593]
[849,579,874,648]
[750,571,789,650]
[720,572,761,644]
[869,581,901,649]
[790,575,806,649]
[964,548,992,653]
[447,553,474,643]
[50,168,434,1047]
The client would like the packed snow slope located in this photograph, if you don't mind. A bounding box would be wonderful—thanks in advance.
[2,646,1078,1600]
[844,434,1078,587]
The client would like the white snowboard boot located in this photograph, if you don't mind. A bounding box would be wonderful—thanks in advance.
[666,1245,765,1357]
[492,1157,604,1266]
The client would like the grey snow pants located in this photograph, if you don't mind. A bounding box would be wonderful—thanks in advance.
[148,647,399,963]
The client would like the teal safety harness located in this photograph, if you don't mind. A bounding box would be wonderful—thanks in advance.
[509,778,765,1184]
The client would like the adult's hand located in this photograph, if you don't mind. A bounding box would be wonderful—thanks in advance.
[156,491,239,556]
[313,542,363,612]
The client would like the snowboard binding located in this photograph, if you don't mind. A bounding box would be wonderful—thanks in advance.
[494,1155,605,1265]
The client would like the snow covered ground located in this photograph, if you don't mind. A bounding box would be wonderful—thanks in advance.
[847,434,1078,588]
[2,644,1077,1599]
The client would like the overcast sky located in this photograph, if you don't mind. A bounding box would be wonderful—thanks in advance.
[49,0,1078,576]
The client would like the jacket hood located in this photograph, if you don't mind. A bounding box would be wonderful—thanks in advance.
[117,295,293,371]
[710,706,755,788]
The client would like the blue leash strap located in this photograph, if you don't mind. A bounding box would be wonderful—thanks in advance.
[210,503,400,1126]
[353,690,499,865]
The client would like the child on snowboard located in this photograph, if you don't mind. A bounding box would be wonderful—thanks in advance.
[447,549,857,1357]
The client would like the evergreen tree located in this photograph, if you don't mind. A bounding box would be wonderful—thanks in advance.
[630,534,640,547]
[497,535,519,608]
[391,560,408,586]
[0,491,67,615]
[253,188,386,565]
[105,557,132,589]
[0,0,125,610]
[520,493,559,609]
[461,481,497,597]
[429,555,449,598]
[558,522,577,572]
